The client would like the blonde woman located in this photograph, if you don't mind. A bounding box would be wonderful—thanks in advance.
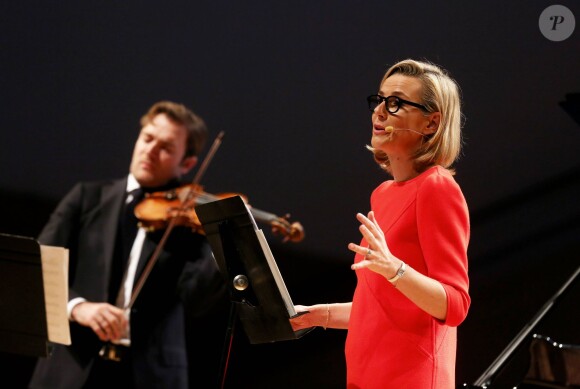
[291,59,470,389]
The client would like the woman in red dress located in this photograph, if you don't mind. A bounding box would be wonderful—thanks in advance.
[291,59,470,389]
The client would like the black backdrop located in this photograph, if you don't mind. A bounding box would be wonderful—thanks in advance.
[1,1,580,388]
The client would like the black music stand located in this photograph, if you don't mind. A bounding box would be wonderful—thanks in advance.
[0,233,50,357]
[195,196,312,344]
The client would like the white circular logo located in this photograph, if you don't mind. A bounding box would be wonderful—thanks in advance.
[539,5,575,41]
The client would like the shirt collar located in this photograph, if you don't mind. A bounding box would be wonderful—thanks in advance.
[126,174,182,194]
[126,174,140,193]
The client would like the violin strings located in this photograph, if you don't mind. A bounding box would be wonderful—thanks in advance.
[180,190,220,207]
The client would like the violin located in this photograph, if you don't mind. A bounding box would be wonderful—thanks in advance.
[125,130,303,314]
[134,183,304,242]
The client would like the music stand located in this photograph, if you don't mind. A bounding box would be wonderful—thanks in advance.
[0,234,49,357]
[195,195,312,344]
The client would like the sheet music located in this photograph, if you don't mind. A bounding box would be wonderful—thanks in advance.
[241,202,297,317]
[39,245,71,345]
[255,229,297,318]
[244,203,259,231]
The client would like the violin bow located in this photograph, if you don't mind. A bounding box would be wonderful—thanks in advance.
[193,130,224,185]
[128,131,226,309]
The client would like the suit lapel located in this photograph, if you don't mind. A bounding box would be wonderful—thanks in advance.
[99,179,127,285]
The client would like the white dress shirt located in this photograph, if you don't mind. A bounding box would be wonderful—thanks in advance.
[68,174,145,346]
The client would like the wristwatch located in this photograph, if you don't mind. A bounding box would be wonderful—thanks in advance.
[388,262,407,284]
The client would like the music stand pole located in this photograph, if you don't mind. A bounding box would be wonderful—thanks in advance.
[218,300,237,389]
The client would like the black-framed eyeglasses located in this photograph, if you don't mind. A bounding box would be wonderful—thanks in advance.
[367,94,428,114]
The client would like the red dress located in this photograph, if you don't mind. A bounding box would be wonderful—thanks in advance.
[345,166,470,389]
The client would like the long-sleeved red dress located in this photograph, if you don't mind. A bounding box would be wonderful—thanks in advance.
[345,166,471,389]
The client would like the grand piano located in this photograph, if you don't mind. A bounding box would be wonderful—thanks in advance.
[463,266,580,388]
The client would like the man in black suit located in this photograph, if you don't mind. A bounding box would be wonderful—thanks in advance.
[29,101,227,389]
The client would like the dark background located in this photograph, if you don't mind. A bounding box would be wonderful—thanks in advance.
[1,1,579,388]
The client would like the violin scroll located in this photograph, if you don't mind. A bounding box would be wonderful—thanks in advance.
[270,214,304,243]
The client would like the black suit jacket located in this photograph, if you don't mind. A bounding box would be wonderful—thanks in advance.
[29,177,226,389]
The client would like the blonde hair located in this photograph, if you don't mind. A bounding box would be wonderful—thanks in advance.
[369,59,463,174]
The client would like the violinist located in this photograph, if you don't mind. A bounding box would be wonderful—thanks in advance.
[29,101,228,389]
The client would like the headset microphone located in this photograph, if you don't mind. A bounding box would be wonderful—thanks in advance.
[384,126,426,137]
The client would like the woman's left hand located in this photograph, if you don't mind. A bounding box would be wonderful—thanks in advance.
[348,211,401,279]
